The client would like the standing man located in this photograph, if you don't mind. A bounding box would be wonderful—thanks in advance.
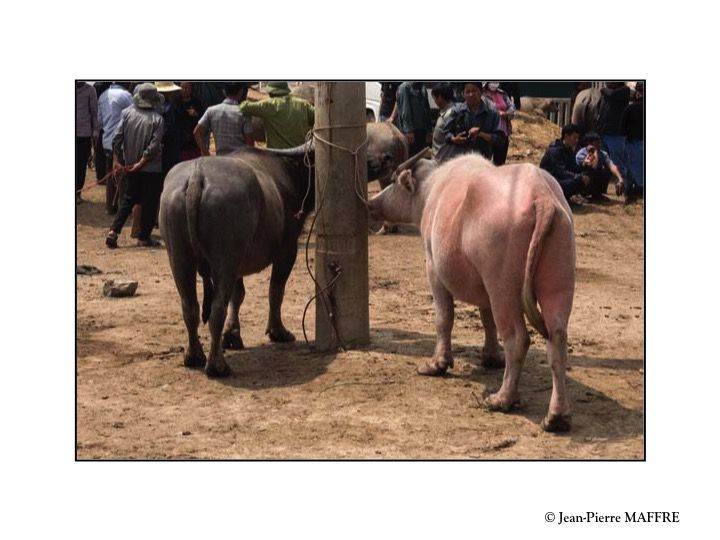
[239,82,314,149]
[176,81,205,161]
[430,84,459,163]
[380,81,402,122]
[597,81,631,180]
[105,83,165,249]
[395,82,433,156]
[194,82,253,156]
[98,82,133,214]
[156,81,182,179]
[76,81,98,204]
[441,82,506,160]
[620,82,644,204]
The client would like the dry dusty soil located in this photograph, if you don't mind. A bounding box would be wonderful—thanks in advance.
[76,119,644,460]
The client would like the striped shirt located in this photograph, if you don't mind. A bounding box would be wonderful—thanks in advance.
[197,98,253,155]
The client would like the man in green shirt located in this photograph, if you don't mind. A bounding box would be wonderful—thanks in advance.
[239,82,315,149]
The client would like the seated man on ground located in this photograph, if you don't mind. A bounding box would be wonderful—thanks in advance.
[575,132,625,202]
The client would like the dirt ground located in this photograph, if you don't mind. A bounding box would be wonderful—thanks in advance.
[76,116,644,459]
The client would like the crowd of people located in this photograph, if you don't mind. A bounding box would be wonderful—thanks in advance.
[382,81,517,165]
[75,81,314,248]
[539,81,644,207]
[75,80,643,248]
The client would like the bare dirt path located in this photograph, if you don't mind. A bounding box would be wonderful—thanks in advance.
[76,119,644,459]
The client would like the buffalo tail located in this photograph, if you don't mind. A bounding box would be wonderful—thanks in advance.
[185,163,214,324]
[522,199,554,339]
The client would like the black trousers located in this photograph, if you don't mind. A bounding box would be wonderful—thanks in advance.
[110,171,163,241]
[76,137,91,193]
[583,168,612,198]
[408,130,430,156]
[492,137,509,166]
[94,132,107,181]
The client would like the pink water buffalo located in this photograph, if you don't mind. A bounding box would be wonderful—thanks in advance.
[368,149,577,432]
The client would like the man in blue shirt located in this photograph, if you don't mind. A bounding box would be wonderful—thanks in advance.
[575,132,625,201]
[98,82,133,214]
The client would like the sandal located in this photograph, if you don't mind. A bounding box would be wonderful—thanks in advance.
[105,231,118,249]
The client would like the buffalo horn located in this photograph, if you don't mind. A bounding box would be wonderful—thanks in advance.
[395,146,431,172]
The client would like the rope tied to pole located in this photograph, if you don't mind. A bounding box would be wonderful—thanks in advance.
[299,121,369,352]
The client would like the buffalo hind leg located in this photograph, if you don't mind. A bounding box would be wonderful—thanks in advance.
[485,314,529,412]
[266,243,298,343]
[166,242,206,368]
[541,327,572,432]
[418,260,454,376]
[479,308,505,369]
[205,264,236,377]
[222,278,246,350]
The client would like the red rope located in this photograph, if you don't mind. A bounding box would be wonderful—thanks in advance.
[77,165,130,196]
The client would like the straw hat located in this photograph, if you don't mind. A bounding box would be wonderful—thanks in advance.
[155,81,181,93]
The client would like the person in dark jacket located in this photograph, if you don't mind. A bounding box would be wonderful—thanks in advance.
[395,82,433,155]
[156,82,182,181]
[176,81,205,160]
[539,124,590,203]
[597,82,631,179]
[441,82,507,160]
[620,82,644,203]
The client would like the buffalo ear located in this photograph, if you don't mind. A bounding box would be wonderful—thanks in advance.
[398,170,416,194]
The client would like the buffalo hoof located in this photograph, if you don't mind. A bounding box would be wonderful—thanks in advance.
[480,349,505,369]
[222,332,245,350]
[268,328,296,343]
[204,362,232,378]
[183,350,207,368]
[541,413,572,433]
[417,359,451,376]
[484,393,523,412]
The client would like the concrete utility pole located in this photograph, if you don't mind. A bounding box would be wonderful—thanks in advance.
[314,82,369,350]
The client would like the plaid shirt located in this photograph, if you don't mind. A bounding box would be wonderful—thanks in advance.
[197,98,252,155]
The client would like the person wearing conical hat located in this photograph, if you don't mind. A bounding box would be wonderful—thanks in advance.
[239,82,314,149]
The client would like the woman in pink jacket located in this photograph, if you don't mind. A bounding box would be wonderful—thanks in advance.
[482,82,515,165]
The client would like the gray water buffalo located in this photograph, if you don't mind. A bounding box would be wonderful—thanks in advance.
[368,149,577,432]
[520,96,558,117]
[571,87,602,134]
[159,144,318,377]
[160,140,393,377]
[366,122,409,234]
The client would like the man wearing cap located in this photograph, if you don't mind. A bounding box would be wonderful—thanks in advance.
[193,82,253,156]
[105,83,165,249]
[239,82,314,149]
[97,82,134,213]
